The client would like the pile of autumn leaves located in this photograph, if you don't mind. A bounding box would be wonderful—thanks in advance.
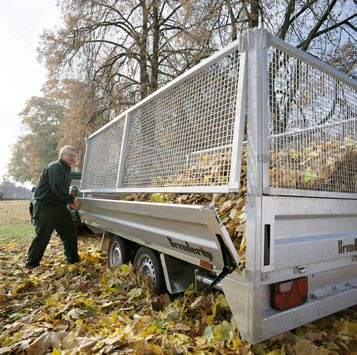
[0,236,356,355]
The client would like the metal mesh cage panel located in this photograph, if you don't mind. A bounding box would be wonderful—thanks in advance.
[81,119,124,189]
[268,47,356,194]
[122,52,240,189]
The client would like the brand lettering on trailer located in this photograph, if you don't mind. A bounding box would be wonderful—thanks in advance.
[167,237,214,261]
[338,239,357,254]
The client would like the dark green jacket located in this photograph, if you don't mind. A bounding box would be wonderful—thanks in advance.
[34,159,75,206]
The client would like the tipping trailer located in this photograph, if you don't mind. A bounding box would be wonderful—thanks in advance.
[79,29,357,343]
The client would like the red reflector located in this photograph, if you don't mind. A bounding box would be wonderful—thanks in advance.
[200,260,213,270]
[272,277,308,311]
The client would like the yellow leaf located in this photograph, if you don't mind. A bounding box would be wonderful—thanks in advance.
[52,348,61,355]
[150,193,164,203]
[7,241,16,250]
[45,297,56,308]
[206,302,217,325]
[203,175,211,184]
[302,167,317,184]
[140,324,164,337]
[129,287,142,299]
[214,321,232,343]
[171,333,191,342]
[231,337,241,350]
[101,274,108,286]
[136,343,164,355]
[289,149,300,159]
[239,234,246,252]
[219,176,227,183]
[120,263,133,274]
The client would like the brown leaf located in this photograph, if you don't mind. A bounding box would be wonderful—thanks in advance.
[78,280,92,292]
[136,343,164,355]
[26,331,67,355]
[152,293,171,311]
[295,339,320,355]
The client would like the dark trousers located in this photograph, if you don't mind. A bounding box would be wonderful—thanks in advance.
[26,203,79,267]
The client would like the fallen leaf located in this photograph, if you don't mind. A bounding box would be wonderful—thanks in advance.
[26,331,67,355]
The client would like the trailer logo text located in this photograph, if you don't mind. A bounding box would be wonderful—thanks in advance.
[167,237,214,261]
[338,239,357,254]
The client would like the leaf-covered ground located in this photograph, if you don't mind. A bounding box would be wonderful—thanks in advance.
[0,235,356,355]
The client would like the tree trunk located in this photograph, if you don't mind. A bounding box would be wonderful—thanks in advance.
[140,0,150,99]
[249,0,260,28]
[150,0,160,93]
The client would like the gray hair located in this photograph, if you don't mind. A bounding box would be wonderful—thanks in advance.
[59,145,77,158]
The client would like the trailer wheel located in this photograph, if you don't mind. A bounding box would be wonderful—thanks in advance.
[134,247,166,294]
[108,236,130,267]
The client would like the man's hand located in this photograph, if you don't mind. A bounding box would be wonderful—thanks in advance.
[73,197,81,209]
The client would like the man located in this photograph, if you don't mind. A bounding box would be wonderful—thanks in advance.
[26,146,81,268]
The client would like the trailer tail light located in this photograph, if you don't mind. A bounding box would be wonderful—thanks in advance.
[271,277,308,310]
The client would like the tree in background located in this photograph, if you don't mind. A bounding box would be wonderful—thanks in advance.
[57,79,109,166]
[261,0,356,133]
[8,0,356,184]
[263,0,356,75]
[39,0,221,115]
[39,0,355,116]
[0,179,32,199]
[41,78,109,168]
[8,96,65,184]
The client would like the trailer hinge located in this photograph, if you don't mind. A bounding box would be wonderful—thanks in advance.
[205,265,233,292]
[205,234,237,291]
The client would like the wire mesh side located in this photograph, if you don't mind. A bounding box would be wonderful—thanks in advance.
[122,52,241,189]
[268,46,357,194]
[81,119,124,189]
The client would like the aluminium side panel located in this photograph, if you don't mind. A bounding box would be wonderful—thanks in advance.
[259,195,357,341]
[261,196,357,275]
[79,197,241,272]
[222,195,357,344]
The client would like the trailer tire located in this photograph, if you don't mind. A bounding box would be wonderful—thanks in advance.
[108,236,131,267]
[134,247,166,294]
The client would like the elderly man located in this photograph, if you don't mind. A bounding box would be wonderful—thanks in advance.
[26,145,81,268]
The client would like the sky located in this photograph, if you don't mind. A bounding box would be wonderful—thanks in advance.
[0,0,61,186]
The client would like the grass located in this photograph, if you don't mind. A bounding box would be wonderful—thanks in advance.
[0,200,34,244]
